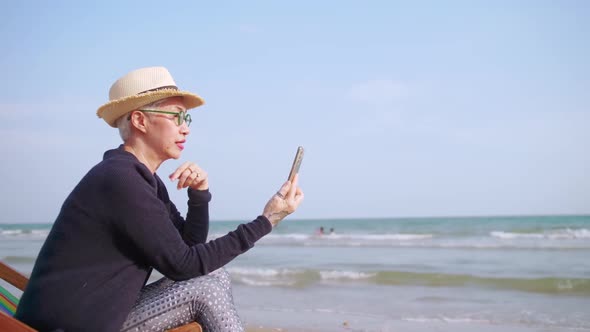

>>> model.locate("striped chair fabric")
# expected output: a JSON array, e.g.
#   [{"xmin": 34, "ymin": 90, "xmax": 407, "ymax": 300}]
[{"xmin": 0, "ymin": 284, "xmax": 18, "ymax": 316}]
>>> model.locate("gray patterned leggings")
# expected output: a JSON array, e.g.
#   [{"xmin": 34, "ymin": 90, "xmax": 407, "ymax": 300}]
[{"xmin": 121, "ymin": 268, "xmax": 244, "ymax": 332}]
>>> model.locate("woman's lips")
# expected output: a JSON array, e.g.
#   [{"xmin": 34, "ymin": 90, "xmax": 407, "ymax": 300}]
[{"xmin": 176, "ymin": 141, "xmax": 185, "ymax": 150}]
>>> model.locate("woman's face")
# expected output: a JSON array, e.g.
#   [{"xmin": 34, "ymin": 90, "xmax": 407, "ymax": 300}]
[{"xmin": 144, "ymin": 97, "xmax": 190, "ymax": 161}]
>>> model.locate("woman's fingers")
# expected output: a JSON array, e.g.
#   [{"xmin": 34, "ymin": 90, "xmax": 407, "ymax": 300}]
[
  {"xmin": 294, "ymin": 186, "xmax": 304, "ymax": 205},
  {"xmin": 169, "ymin": 161, "xmax": 192, "ymax": 181},
  {"xmin": 287, "ymin": 174, "xmax": 299, "ymax": 201},
  {"xmin": 265, "ymin": 176, "xmax": 304, "ymax": 223},
  {"xmin": 275, "ymin": 180, "xmax": 291, "ymax": 199},
  {"xmin": 189, "ymin": 169, "xmax": 208, "ymax": 190},
  {"xmin": 177, "ymin": 168, "xmax": 193, "ymax": 189},
  {"xmin": 169, "ymin": 162, "xmax": 208, "ymax": 190}
]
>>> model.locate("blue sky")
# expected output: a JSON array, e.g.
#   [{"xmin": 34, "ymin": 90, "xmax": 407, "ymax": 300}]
[{"xmin": 0, "ymin": 1, "xmax": 588, "ymax": 223}]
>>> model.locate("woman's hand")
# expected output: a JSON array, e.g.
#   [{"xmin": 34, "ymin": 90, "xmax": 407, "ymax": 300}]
[
  {"xmin": 263, "ymin": 174, "xmax": 304, "ymax": 227},
  {"xmin": 169, "ymin": 162, "xmax": 209, "ymax": 190}
]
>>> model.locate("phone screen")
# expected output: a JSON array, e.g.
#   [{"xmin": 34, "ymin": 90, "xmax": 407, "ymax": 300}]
[{"xmin": 288, "ymin": 146, "xmax": 304, "ymax": 182}]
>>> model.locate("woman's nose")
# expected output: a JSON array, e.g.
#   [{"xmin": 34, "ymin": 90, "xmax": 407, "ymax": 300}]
[{"xmin": 180, "ymin": 122, "xmax": 190, "ymax": 135}]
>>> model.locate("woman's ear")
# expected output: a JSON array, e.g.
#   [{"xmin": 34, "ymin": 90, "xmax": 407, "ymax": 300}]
[{"xmin": 129, "ymin": 111, "xmax": 149, "ymax": 134}]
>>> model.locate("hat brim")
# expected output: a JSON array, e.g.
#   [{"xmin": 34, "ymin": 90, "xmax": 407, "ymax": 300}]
[{"xmin": 96, "ymin": 89, "xmax": 205, "ymax": 127}]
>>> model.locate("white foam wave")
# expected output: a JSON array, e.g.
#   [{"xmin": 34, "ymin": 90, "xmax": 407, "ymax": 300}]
[
  {"xmin": 261, "ymin": 233, "xmax": 433, "ymax": 242},
  {"xmin": 404, "ymin": 240, "xmax": 590, "ymax": 250},
  {"xmin": 319, "ymin": 270, "xmax": 375, "ymax": 280},
  {"xmin": 228, "ymin": 267, "xmax": 304, "ymax": 287},
  {"xmin": 213, "ymin": 229, "xmax": 590, "ymax": 249},
  {"xmin": 491, "ymin": 228, "xmax": 590, "ymax": 240},
  {"xmin": 228, "ymin": 267, "xmax": 376, "ymax": 286},
  {"xmin": 228, "ymin": 267, "xmax": 300, "ymax": 277},
  {"xmin": 0, "ymin": 229, "xmax": 49, "ymax": 237},
  {"xmin": 264, "ymin": 233, "xmax": 311, "ymax": 241},
  {"xmin": 351, "ymin": 234, "xmax": 433, "ymax": 241},
  {"xmin": 238, "ymin": 278, "xmax": 295, "ymax": 287},
  {"xmin": 209, "ymin": 233, "xmax": 310, "ymax": 242},
  {"xmin": 402, "ymin": 316, "xmax": 491, "ymax": 324},
  {"xmin": 491, "ymin": 231, "xmax": 543, "ymax": 239},
  {"xmin": 1, "ymin": 230, "xmax": 23, "ymax": 235}
]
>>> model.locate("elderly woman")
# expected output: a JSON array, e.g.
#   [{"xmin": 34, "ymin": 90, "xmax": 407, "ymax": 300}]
[{"xmin": 15, "ymin": 67, "xmax": 304, "ymax": 332}]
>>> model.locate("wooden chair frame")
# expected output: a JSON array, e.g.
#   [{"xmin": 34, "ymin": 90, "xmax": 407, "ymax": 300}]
[{"xmin": 0, "ymin": 261, "xmax": 201, "ymax": 332}]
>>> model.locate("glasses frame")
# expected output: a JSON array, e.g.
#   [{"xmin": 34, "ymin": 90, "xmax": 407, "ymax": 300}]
[{"xmin": 133, "ymin": 109, "xmax": 192, "ymax": 127}]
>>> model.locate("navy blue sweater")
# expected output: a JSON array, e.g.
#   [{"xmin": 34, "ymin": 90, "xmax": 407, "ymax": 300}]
[{"xmin": 15, "ymin": 146, "xmax": 272, "ymax": 332}]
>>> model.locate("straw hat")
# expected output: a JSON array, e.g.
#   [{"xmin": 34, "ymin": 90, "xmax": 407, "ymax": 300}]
[{"xmin": 96, "ymin": 67, "xmax": 205, "ymax": 127}]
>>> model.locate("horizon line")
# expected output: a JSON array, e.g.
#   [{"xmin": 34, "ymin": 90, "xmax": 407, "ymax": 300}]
[{"xmin": 1, "ymin": 213, "xmax": 589, "ymax": 225}]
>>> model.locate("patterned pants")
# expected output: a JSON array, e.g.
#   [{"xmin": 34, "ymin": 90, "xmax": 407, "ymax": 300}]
[{"xmin": 121, "ymin": 268, "xmax": 244, "ymax": 332}]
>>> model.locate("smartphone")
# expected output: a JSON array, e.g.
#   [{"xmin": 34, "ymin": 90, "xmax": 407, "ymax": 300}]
[{"xmin": 288, "ymin": 146, "xmax": 304, "ymax": 182}]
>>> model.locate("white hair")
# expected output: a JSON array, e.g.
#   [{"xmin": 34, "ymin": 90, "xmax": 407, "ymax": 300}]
[{"xmin": 115, "ymin": 98, "xmax": 175, "ymax": 142}]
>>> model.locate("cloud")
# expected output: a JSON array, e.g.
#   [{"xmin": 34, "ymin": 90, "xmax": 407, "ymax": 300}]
[{"xmin": 349, "ymin": 79, "xmax": 408, "ymax": 107}]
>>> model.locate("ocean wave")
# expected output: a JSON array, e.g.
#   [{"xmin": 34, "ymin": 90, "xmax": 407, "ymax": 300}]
[
  {"xmin": 212, "ymin": 231, "xmax": 590, "ymax": 249},
  {"xmin": 227, "ymin": 267, "xmax": 590, "ymax": 295},
  {"xmin": 228, "ymin": 267, "xmax": 317, "ymax": 287},
  {"xmin": 1, "ymin": 229, "xmax": 26, "ymax": 235},
  {"xmin": 212, "ymin": 232, "xmax": 432, "ymax": 240},
  {"xmin": 256, "ymin": 233, "xmax": 433, "ymax": 241},
  {"xmin": 1, "ymin": 229, "xmax": 50, "ymax": 237},
  {"xmin": 1, "ymin": 255, "xmax": 36, "ymax": 263},
  {"xmin": 228, "ymin": 267, "xmax": 377, "ymax": 288},
  {"xmin": 402, "ymin": 316, "xmax": 492, "ymax": 324},
  {"xmin": 319, "ymin": 270, "xmax": 375, "ymax": 280},
  {"xmin": 209, "ymin": 227, "xmax": 590, "ymax": 248},
  {"xmin": 401, "ymin": 314, "xmax": 590, "ymax": 330},
  {"xmin": 209, "ymin": 232, "xmax": 436, "ymax": 249},
  {"xmin": 374, "ymin": 271, "xmax": 590, "ymax": 295},
  {"xmin": 238, "ymin": 278, "xmax": 295, "ymax": 287},
  {"xmin": 228, "ymin": 267, "xmax": 302, "ymax": 277},
  {"xmin": 4, "ymin": 226, "xmax": 590, "ymax": 249},
  {"xmin": 405, "ymin": 241, "xmax": 590, "ymax": 250},
  {"xmin": 491, "ymin": 228, "xmax": 590, "ymax": 240}
]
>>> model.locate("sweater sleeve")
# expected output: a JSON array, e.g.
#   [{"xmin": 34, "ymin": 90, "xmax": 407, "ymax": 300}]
[
  {"xmin": 104, "ymin": 165, "xmax": 272, "ymax": 280},
  {"xmin": 166, "ymin": 188, "xmax": 211, "ymax": 246}
]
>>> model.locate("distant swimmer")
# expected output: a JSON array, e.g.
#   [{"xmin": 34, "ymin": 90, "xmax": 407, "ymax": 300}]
[
  {"xmin": 316, "ymin": 226, "xmax": 325, "ymax": 236},
  {"xmin": 329, "ymin": 227, "xmax": 335, "ymax": 235}
]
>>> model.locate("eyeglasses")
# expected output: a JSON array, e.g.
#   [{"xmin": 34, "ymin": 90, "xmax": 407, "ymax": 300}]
[{"xmin": 134, "ymin": 109, "xmax": 192, "ymax": 127}]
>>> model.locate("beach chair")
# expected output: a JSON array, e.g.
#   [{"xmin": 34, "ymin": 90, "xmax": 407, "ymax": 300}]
[{"xmin": 0, "ymin": 261, "xmax": 202, "ymax": 332}]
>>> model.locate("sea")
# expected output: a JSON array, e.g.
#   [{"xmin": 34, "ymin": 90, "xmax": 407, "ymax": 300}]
[{"xmin": 1, "ymin": 215, "xmax": 590, "ymax": 332}]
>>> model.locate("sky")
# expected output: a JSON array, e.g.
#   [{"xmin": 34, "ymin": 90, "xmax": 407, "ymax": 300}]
[{"xmin": 0, "ymin": 0, "xmax": 588, "ymax": 223}]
